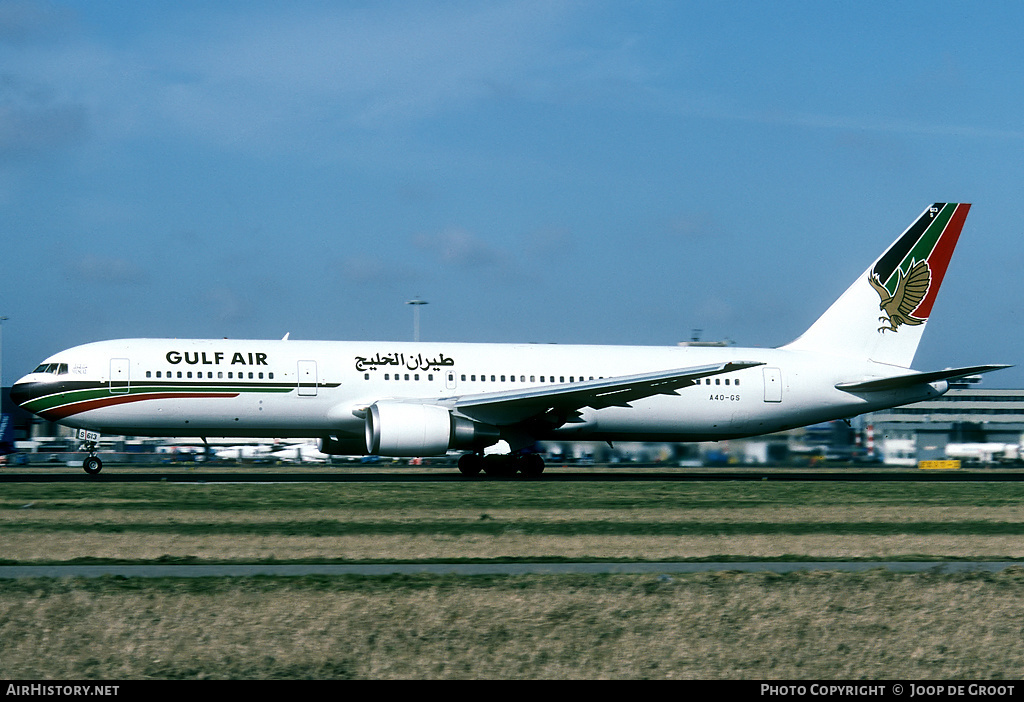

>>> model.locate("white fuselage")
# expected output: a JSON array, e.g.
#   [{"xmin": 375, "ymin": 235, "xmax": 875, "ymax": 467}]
[{"xmin": 12, "ymin": 337, "xmax": 945, "ymax": 453}]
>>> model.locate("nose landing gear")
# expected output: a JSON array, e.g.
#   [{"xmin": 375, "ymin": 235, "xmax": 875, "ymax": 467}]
[
  {"xmin": 78, "ymin": 429, "xmax": 103, "ymax": 475},
  {"xmin": 83, "ymin": 453, "xmax": 103, "ymax": 475}
]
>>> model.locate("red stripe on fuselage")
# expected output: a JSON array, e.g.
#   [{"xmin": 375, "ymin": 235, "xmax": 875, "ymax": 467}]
[{"xmin": 39, "ymin": 392, "xmax": 240, "ymax": 421}]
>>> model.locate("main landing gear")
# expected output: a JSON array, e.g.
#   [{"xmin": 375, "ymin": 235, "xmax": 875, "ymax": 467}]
[{"xmin": 457, "ymin": 452, "xmax": 545, "ymax": 478}]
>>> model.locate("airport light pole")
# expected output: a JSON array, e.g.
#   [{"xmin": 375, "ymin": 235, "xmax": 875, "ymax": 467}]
[{"xmin": 406, "ymin": 299, "xmax": 428, "ymax": 343}]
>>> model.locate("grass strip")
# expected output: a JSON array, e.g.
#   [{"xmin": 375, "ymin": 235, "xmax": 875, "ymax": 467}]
[
  {"xmin": 4, "ymin": 570, "xmax": 1024, "ymax": 679},
  {"xmin": 5, "ymin": 519, "xmax": 1024, "ymax": 536}
]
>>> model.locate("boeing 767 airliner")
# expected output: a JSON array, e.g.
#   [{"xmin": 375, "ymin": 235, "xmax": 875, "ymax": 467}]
[{"xmin": 11, "ymin": 203, "xmax": 1009, "ymax": 475}]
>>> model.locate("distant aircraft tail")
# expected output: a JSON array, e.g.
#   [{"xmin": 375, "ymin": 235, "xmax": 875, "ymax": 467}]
[
  {"xmin": 0, "ymin": 413, "xmax": 14, "ymax": 456},
  {"xmin": 783, "ymin": 203, "xmax": 971, "ymax": 368}
]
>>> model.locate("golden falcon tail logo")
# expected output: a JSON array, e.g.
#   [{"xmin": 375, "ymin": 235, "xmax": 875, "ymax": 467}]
[{"xmin": 868, "ymin": 259, "xmax": 930, "ymax": 333}]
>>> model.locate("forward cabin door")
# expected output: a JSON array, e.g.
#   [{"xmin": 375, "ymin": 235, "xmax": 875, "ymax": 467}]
[
  {"xmin": 109, "ymin": 358, "xmax": 130, "ymax": 394},
  {"xmin": 763, "ymin": 367, "xmax": 783, "ymax": 403},
  {"xmin": 297, "ymin": 360, "xmax": 318, "ymax": 396}
]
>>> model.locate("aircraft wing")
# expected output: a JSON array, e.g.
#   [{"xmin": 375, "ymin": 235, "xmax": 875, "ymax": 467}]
[
  {"xmin": 836, "ymin": 364, "xmax": 1011, "ymax": 392},
  {"xmin": 440, "ymin": 360, "xmax": 764, "ymax": 426}
]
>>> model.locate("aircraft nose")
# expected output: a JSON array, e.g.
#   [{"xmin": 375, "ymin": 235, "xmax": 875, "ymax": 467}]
[{"xmin": 10, "ymin": 379, "xmax": 40, "ymax": 407}]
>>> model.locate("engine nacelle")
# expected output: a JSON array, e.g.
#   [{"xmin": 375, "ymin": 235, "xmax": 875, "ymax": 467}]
[{"xmin": 366, "ymin": 402, "xmax": 500, "ymax": 457}]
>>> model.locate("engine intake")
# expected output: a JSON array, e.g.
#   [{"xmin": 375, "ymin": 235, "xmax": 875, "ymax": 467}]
[{"xmin": 366, "ymin": 402, "xmax": 500, "ymax": 457}]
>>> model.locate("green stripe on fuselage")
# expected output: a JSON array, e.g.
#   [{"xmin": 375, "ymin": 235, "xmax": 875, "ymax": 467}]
[{"xmin": 24, "ymin": 383, "xmax": 294, "ymax": 414}]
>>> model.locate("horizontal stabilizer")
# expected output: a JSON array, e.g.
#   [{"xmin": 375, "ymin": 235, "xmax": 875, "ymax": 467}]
[{"xmin": 836, "ymin": 364, "xmax": 1011, "ymax": 393}]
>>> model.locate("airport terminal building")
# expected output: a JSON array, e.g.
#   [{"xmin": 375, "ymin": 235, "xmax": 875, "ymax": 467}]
[{"xmin": 865, "ymin": 385, "xmax": 1024, "ymax": 465}]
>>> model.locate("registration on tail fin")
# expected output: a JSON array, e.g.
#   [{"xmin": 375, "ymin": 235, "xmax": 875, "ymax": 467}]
[{"xmin": 784, "ymin": 203, "xmax": 970, "ymax": 368}]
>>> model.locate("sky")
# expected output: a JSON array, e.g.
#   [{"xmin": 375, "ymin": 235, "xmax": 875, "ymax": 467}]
[{"xmin": 2, "ymin": 0, "xmax": 1023, "ymax": 388}]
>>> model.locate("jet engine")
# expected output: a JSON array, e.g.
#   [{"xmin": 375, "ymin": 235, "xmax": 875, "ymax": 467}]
[{"xmin": 365, "ymin": 401, "xmax": 500, "ymax": 457}]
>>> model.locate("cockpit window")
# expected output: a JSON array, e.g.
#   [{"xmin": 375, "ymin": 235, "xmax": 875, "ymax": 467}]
[{"xmin": 33, "ymin": 363, "xmax": 69, "ymax": 375}]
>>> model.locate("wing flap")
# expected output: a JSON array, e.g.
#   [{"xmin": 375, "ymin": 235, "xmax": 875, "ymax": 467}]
[{"xmin": 448, "ymin": 360, "xmax": 764, "ymax": 426}]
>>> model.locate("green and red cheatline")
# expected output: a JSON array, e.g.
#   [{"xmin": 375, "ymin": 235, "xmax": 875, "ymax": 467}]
[{"xmin": 20, "ymin": 381, "xmax": 293, "ymax": 422}]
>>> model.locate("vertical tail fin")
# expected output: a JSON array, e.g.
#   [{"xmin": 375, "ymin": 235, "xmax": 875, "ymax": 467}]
[{"xmin": 783, "ymin": 203, "xmax": 970, "ymax": 368}]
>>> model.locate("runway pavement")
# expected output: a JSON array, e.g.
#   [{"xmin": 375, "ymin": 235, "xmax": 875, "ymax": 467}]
[{"xmin": 4, "ymin": 470, "xmax": 1024, "ymax": 483}]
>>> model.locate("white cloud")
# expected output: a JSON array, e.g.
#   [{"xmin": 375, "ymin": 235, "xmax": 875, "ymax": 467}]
[
  {"xmin": 123, "ymin": 0, "xmax": 584, "ymax": 151},
  {"xmin": 66, "ymin": 254, "xmax": 147, "ymax": 286},
  {"xmin": 412, "ymin": 228, "xmax": 503, "ymax": 268},
  {"xmin": 0, "ymin": 73, "xmax": 88, "ymax": 157}
]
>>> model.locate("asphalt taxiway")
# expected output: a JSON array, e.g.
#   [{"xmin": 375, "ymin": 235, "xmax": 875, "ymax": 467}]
[{"xmin": 3, "ymin": 469, "xmax": 1024, "ymax": 483}]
